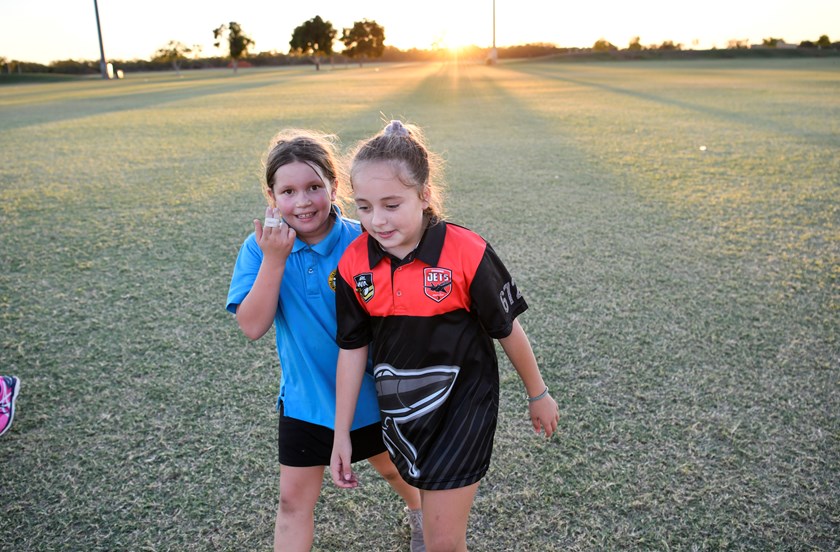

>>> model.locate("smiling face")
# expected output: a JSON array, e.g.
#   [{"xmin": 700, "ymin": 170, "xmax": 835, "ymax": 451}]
[
  {"xmin": 269, "ymin": 161, "xmax": 336, "ymax": 245},
  {"xmin": 352, "ymin": 161, "xmax": 430, "ymax": 260}
]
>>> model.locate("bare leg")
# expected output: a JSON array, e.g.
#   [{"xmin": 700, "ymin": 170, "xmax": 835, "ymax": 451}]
[
  {"xmin": 420, "ymin": 482, "xmax": 480, "ymax": 552},
  {"xmin": 274, "ymin": 465, "xmax": 325, "ymax": 552},
  {"xmin": 367, "ymin": 451, "xmax": 421, "ymax": 509}
]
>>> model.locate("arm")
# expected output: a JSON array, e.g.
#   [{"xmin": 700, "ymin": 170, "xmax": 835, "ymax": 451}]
[
  {"xmin": 498, "ymin": 319, "xmax": 560, "ymax": 438},
  {"xmin": 330, "ymin": 345, "xmax": 369, "ymax": 489},
  {"xmin": 235, "ymin": 207, "xmax": 296, "ymax": 340}
]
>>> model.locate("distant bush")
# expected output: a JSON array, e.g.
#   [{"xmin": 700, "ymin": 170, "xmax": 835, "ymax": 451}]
[{"xmin": 49, "ymin": 59, "xmax": 98, "ymax": 74}]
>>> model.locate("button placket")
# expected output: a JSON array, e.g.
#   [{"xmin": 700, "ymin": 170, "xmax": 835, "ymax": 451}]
[{"xmin": 304, "ymin": 249, "xmax": 319, "ymax": 296}]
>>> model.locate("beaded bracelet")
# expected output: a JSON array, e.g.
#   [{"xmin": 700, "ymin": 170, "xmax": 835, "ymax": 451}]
[{"xmin": 527, "ymin": 386, "xmax": 549, "ymax": 403}]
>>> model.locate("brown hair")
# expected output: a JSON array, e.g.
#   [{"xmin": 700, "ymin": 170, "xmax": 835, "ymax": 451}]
[
  {"xmin": 349, "ymin": 120, "xmax": 445, "ymax": 219},
  {"xmin": 262, "ymin": 129, "xmax": 349, "ymax": 210}
]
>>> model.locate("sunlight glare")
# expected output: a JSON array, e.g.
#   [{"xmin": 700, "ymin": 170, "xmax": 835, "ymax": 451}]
[{"xmin": 430, "ymin": 3, "xmax": 490, "ymax": 51}]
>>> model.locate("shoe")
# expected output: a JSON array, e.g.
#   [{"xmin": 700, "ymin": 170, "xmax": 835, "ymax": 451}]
[
  {"xmin": 404, "ymin": 507, "xmax": 425, "ymax": 552},
  {"xmin": 0, "ymin": 376, "xmax": 20, "ymax": 437}
]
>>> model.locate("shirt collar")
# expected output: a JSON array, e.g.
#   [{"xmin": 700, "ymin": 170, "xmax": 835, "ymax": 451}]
[
  {"xmin": 366, "ymin": 217, "xmax": 446, "ymax": 268},
  {"xmin": 292, "ymin": 206, "xmax": 343, "ymax": 255}
]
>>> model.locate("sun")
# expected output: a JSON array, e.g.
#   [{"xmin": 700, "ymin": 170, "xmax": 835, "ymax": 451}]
[{"xmin": 431, "ymin": 7, "xmax": 490, "ymax": 51}]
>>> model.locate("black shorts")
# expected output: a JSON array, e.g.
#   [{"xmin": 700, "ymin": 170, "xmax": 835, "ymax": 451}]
[{"xmin": 277, "ymin": 403, "xmax": 386, "ymax": 467}]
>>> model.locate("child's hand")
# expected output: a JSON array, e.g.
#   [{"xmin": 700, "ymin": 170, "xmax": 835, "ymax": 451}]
[
  {"xmin": 529, "ymin": 391, "xmax": 560, "ymax": 438},
  {"xmin": 254, "ymin": 207, "xmax": 295, "ymax": 262},
  {"xmin": 330, "ymin": 435, "xmax": 359, "ymax": 489}
]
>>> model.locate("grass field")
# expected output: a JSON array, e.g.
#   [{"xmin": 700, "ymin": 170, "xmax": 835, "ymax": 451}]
[{"xmin": 1, "ymin": 58, "xmax": 837, "ymax": 551}]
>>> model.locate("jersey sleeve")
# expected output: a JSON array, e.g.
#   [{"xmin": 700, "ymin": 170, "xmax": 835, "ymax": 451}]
[
  {"xmin": 468, "ymin": 242, "xmax": 528, "ymax": 339},
  {"xmin": 225, "ymin": 233, "xmax": 263, "ymax": 314},
  {"xmin": 335, "ymin": 258, "xmax": 372, "ymax": 349}
]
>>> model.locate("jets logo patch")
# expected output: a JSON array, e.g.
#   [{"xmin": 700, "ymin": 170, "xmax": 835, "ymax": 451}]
[
  {"xmin": 423, "ymin": 267, "xmax": 452, "ymax": 303},
  {"xmin": 354, "ymin": 272, "xmax": 375, "ymax": 302}
]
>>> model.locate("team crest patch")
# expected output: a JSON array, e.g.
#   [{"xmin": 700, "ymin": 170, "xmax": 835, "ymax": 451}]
[
  {"xmin": 328, "ymin": 269, "xmax": 337, "ymax": 292},
  {"xmin": 423, "ymin": 267, "xmax": 452, "ymax": 302},
  {"xmin": 354, "ymin": 272, "xmax": 375, "ymax": 302}
]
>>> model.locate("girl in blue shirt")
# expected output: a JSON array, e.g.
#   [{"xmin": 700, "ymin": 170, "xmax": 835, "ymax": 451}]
[{"xmin": 226, "ymin": 129, "xmax": 423, "ymax": 552}]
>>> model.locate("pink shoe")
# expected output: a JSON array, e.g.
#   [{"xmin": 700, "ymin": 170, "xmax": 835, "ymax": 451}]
[{"xmin": 0, "ymin": 376, "xmax": 20, "ymax": 437}]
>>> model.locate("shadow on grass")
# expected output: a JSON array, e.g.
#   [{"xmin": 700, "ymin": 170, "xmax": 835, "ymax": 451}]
[
  {"xmin": 0, "ymin": 68, "xmax": 311, "ymax": 132},
  {"xmin": 512, "ymin": 62, "xmax": 838, "ymax": 145}
]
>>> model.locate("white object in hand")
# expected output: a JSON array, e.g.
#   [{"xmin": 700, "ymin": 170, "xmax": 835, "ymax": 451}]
[{"xmin": 264, "ymin": 217, "xmax": 281, "ymax": 228}]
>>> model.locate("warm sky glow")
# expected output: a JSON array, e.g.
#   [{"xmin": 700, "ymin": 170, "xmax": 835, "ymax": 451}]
[{"xmin": 1, "ymin": 0, "xmax": 837, "ymax": 64}]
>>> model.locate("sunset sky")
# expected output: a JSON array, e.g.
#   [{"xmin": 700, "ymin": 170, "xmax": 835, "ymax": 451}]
[{"xmin": 1, "ymin": 0, "xmax": 837, "ymax": 64}]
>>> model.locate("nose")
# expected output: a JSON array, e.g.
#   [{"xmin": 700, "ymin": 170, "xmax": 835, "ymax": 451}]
[{"xmin": 370, "ymin": 207, "xmax": 386, "ymax": 227}]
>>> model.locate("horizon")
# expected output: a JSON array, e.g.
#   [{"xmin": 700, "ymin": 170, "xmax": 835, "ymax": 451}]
[{"xmin": 1, "ymin": 0, "xmax": 837, "ymax": 65}]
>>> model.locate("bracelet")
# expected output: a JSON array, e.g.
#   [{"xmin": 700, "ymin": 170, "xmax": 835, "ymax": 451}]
[{"xmin": 527, "ymin": 387, "xmax": 549, "ymax": 403}]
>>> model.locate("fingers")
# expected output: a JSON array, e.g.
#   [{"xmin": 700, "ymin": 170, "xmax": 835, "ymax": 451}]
[
  {"xmin": 533, "ymin": 415, "xmax": 557, "ymax": 438},
  {"xmin": 265, "ymin": 221, "xmax": 295, "ymax": 245},
  {"xmin": 530, "ymin": 395, "xmax": 560, "ymax": 438},
  {"xmin": 282, "ymin": 223, "xmax": 296, "ymax": 242},
  {"xmin": 330, "ymin": 455, "xmax": 358, "ymax": 489},
  {"xmin": 330, "ymin": 442, "xmax": 358, "ymax": 489},
  {"xmin": 256, "ymin": 208, "xmax": 296, "ymax": 250},
  {"xmin": 543, "ymin": 418, "xmax": 556, "ymax": 438}
]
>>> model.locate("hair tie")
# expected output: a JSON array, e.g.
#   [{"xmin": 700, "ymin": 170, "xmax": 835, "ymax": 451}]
[{"xmin": 384, "ymin": 120, "xmax": 410, "ymax": 138}]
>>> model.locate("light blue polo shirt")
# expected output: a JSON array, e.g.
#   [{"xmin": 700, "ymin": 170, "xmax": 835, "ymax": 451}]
[{"xmin": 226, "ymin": 213, "xmax": 381, "ymax": 430}]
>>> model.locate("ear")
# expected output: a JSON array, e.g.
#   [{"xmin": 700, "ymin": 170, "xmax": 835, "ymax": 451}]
[
  {"xmin": 330, "ymin": 180, "xmax": 338, "ymax": 202},
  {"xmin": 421, "ymin": 185, "xmax": 431, "ymax": 209}
]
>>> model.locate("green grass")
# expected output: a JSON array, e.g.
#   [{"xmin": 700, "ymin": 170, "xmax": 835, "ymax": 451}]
[{"xmin": 1, "ymin": 59, "xmax": 837, "ymax": 551}]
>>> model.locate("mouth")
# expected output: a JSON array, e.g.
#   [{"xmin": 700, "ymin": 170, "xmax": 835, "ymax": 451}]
[
  {"xmin": 376, "ymin": 230, "xmax": 395, "ymax": 240},
  {"xmin": 294, "ymin": 211, "xmax": 317, "ymax": 221}
]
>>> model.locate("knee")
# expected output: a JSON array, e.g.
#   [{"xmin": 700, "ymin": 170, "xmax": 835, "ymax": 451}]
[
  {"xmin": 424, "ymin": 532, "xmax": 461, "ymax": 552},
  {"xmin": 278, "ymin": 488, "xmax": 315, "ymax": 516},
  {"xmin": 377, "ymin": 465, "xmax": 401, "ymax": 483}
]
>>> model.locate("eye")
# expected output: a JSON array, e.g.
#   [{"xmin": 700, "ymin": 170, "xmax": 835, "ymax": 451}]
[
  {"xmin": 309, "ymin": 184, "xmax": 322, "ymax": 192},
  {"xmin": 385, "ymin": 203, "xmax": 400, "ymax": 210},
  {"xmin": 356, "ymin": 204, "xmax": 370, "ymax": 212}
]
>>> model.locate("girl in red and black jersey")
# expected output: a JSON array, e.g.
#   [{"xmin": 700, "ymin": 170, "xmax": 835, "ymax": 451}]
[{"xmin": 331, "ymin": 120, "xmax": 560, "ymax": 551}]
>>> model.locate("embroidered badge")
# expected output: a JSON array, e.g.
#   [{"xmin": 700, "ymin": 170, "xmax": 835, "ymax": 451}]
[
  {"xmin": 423, "ymin": 267, "xmax": 452, "ymax": 302},
  {"xmin": 354, "ymin": 272, "xmax": 375, "ymax": 302},
  {"xmin": 328, "ymin": 269, "xmax": 337, "ymax": 292}
]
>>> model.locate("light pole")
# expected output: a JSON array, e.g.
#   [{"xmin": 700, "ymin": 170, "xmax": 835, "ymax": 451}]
[
  {"xmin": 488, "ymin": 0, "xmax": 498, "ymax": 64},
  {"xmin": 93, "ymin": 0, "xmax": 109, "ymax": 79}
]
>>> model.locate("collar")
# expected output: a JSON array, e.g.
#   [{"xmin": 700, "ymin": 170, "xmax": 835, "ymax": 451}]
[
  {"xmin": 291, "ymin": 206, "xmax": 343, "ymax": 255},
  {"xmin": 366, "ymin": 217, "xmax": 446, "ymax": 268}
]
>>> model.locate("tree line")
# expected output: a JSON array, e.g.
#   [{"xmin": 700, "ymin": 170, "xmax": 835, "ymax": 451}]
[{"xmin": 1, "ymin": 14, "xmax": 837, "ymax": 77}]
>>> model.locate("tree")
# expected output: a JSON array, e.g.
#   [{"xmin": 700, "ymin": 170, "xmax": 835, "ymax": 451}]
[
  {"xmin": 762, "ymin": 37, "xmax": 783, "ymax": 47},
  {"xmin": 627, "ymin": 36, "xmax": 643, "ymax": 51},
  {"xmin": 727, "ymin": 39, "xmax": 750, "ymax": 49},
  {"xmin": 657, "ymin": 40, "xmax": 682, "ymax": 51},
  {"xmin": 817, "ymin": 35, "xmax": 831, "ymax": 48},
  {"xmin": 213, "ymin": 22, "xmax": 254, "ymax": 73},
  {"xmin": 592, "ymin": 39, "xmax": 617, "ymax": 52},
  {"xmin": 153, "ymin": 41, "xmax": 192, "ymax": 75},
  {"xmin": 289, "ymin": 15, "xmax": 336, "ymax": 70},
  {"xmin": 341, "ymin": 19, "xmax": 386, "ymax": 66}
]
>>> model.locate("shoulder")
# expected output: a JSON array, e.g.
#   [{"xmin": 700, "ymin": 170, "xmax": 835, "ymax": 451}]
[
  {"xmin": 443, "ymin": 222, "xmax": 488, "ymax": 254},
  {"xmin": 339, "ymin": 232, "xmax": 369, "ymax": 267},
  {"xmin": 335, "ymin": 215, "xmax": 363, "ymax": 237}
]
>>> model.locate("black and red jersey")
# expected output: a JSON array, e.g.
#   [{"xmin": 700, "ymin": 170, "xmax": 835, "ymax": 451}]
[{"xmin": 336, "ymin": 220, "xmax": 527, "ymax": 490}]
